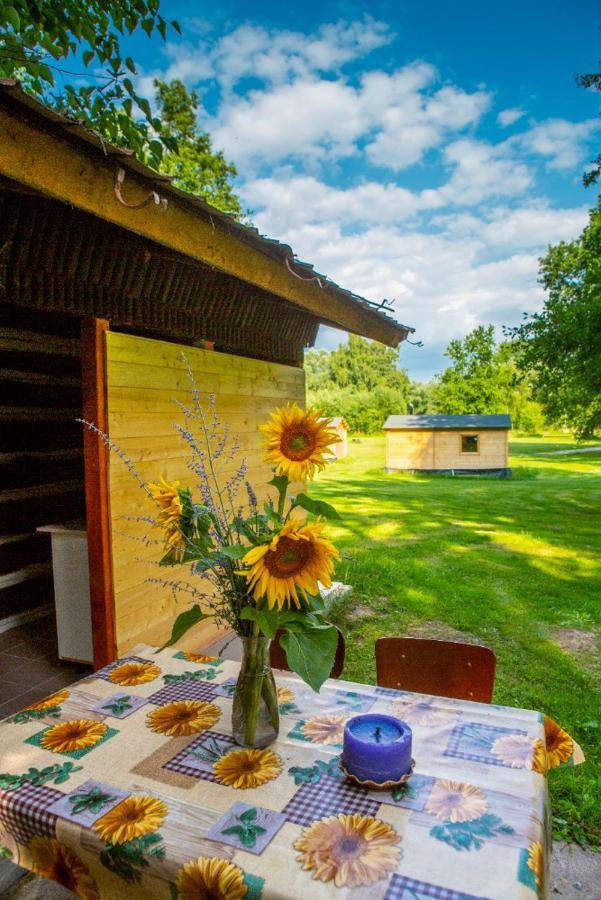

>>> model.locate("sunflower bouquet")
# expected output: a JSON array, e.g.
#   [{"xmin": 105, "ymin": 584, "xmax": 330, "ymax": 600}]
[{"xmin": 147, "ymin": 388, "xmax": 342, "ymax": 748}]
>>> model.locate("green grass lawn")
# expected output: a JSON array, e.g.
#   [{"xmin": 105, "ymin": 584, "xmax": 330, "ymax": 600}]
[{"xmin": 314, "ymin": 434, "xmax": 601, "ymax": 848}]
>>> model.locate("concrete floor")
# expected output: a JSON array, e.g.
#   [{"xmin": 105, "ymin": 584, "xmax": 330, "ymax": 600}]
[{"xmin": 0, "ymin": 614, "xmax": 91, "ymax": 718}]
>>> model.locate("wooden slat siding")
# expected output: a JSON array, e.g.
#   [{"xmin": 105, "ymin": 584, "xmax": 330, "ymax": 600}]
[
  {"xmin": 0, "ymin": 533, "xmax": 50, "ymax": 573},
  {"xmin": 0, "ymin": 302, "xmax": 85, "ymax": 623},
  {"xmin": 106, "ymin": 331, "xmax": 305, "ymax": 655},
  {"xmin": 81, "ymin": 317, "xmax": 116, "ymax": 670},
  {"xmin": 0, "ymin": 328, "xmax": 81, "ymax": 356},
  {"xmin": 433, "ymin": 430, "xmax": 508, "ymax": 469}
]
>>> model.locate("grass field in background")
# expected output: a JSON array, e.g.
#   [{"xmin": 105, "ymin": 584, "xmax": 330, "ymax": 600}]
[{"xmin": 314, "ymin": 434, "xmax": 601, "ymax": 848}]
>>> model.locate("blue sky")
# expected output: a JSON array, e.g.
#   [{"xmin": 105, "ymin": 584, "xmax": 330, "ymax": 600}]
[{"xmin": 124, "ymin": 1, "xmax": 599, "ymax": 379}]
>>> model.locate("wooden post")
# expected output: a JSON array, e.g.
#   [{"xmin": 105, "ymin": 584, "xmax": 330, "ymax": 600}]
[{"xmin": 81, "ymin": 317, "xmax": 115, "ymax": 669}]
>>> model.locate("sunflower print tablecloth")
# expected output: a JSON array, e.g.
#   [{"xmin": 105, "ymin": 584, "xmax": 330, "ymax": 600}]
[{"xmin": 0, "ymin": 646, "xmax": 583, "ymax": 900}]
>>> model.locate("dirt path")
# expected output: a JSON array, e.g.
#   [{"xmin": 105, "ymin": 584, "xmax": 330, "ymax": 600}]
[{"xmin": 535, "ymin": 445, "xmax": 601, "ymax": 456}]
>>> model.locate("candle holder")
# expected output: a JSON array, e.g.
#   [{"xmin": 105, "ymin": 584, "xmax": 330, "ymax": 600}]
[
  {"xmin": 340, "ymin": 757, "xmax": 416, "ymax": 791},
  {"xmin": 341, "ymin": 713, "xmax": 413, "ymax": 787}
]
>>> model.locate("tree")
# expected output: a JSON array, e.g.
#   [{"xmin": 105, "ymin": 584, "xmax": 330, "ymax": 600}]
[
  {"xmin": 0, "ymin": 1, "xmax": 180, "ymax": 167},
  {"xmin": 433, "ymin": 326, "xmax": 513, "ymax": 413},
  {"xmin": 577, "ymin": 64, "xmax": 601, "ymax": 187},
  {"xmin": 433, "ymin": 325, "xmax": 545, "ymax": 432},
  {"xmin": 154, "ymin": 79, "xmax": 245, "ymax": 218},
  {"xmin": 408, "ymin": 380, "xmax": 436, "ymax": 415},
  {"xmin": 510, "ymin": 202, "xmax": 601, "ymax": 437},
  {"xmin": 305, "ymin": 336, "xmax": 410, "ymax": 433}
]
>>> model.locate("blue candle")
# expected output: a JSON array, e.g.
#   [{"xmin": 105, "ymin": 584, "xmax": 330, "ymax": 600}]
[{"xmin": 342, "ymin": 714, "xmax": 412, "ymax": 784}]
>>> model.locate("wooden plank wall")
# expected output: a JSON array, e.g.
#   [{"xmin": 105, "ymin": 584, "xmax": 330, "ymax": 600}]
[
  {"xmin": 105, "ymin": 331, "xmax": 305, "ymax": 655},
  {"xmin": 433, "ymin": 430, "xmax": 508, "ymax": 469},
  {"xmin": 386, "ymin": 431, "xmax": 434, "ymax": 470},
  {"xmin": 0, "ymin": 303, "xmax": 85, "ymax": 624},
  {"xmin": 386, "ymin": 429, "xmax": 508, "ymax": 470}
]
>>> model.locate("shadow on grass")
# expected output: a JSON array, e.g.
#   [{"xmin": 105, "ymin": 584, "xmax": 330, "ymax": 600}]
[{"xmin": 314, "ymin": 460, "xmax": 601, "ymax": 847}]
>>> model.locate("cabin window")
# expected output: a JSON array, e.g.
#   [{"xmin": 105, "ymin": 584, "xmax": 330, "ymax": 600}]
[{"xmin": 461, "ymin": 434, "xmax": 479, "ymax": 453}]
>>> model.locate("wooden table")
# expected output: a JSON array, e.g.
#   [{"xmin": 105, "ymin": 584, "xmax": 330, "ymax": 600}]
[{"xmin": 0, "ymin": 645, "xmax": 554, "ymax": 899}]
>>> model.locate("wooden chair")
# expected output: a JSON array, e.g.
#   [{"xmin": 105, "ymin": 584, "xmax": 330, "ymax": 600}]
[
  {"xmin": 270, "ymin": 626, "xmax": 345, "ymax": 679},
  {"xmin": 375, "ymin": 637, "xmax": 496, "ymax": 703}
]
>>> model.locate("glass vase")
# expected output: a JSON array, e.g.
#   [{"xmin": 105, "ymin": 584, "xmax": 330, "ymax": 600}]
[{"xmin": 232, "ymin": 634, "xmax": 279, "ymax": 748}]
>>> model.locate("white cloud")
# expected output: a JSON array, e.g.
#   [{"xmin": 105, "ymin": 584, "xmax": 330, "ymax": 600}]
[
  {"xmin": 437, "ymin": 204, "xmax": 589, "ymax": 250},
  {"xmin": 517, "ymin": 118, "xmax": 600, "ymax": 170},
  {"xmin": 497, "ymin": 107, "xmax": 525, "ymax": 127},
  {"xmin": 137, "ymin": 16, "xmax": 392, "ymax": 98},
  {"xmin": 243, "ymin": 138, "xmax": 534, "ymax": 233},
  {"xmin": 436, "ymin": 139, "xmax": 533, "ymax": 204},
  {"xmin": 212, "ymin": 18, "xmax": 393, "ymax": 89},
  {"xmin": 365, "ymin": 82, "xmax": 491, "ymax": 169},
  {"xmin": 243, "ymin": 176, "xmax": 588, "ymax": 359},
  {"xmin": 211, "ymin": 63, "xmax": 491, "ymax": 171}
]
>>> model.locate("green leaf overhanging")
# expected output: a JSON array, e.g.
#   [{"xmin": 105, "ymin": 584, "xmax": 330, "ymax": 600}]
[{"xmin": 157, "ymin": 604, "xmax": 208, "ymax": 651}]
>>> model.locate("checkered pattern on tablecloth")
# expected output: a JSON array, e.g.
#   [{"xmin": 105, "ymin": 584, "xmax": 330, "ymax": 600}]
[
  {"xmin": 444, "ymin": 722, "xmax": 528, "ymax": 767},
  {"xmin": 0, "ymin": 784, "xmax": 63, "ymax": 845},
  {"xmin": 385, "ymin": 874, "xmax": 491, "ymax": 900},
  {"xmin": 93, "ymin": 656, "xmax": 154, "ymax": 683},
  {"xmin": 375, "ymin": 686, "xmax": 409, "ymax": 698},
  {"xmin": 147, "ymin": 680, "xmax": 219, "ymax": 705},
  {"xmin": 282, "ymin": 772, "xmax": 380, "ymax": 826},
  {"xmin": 163, "ymin": 731, "xmax": 235, "ymax": 780}
]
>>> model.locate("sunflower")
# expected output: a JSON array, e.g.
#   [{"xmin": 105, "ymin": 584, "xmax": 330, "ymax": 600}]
[
  {"xmin": 261, "ymin": 403, "xmax": 339, "ymax": 481},
  {"xmin": 176, "ymin": 856, "xmax": 247, "ymax": 900},
  {"xmin": 393, "ymin": 698, "xmax": 453, "ymax": 727},
  {"xmin": 544, "ymin": 716, "xmax": 573, "ymax": 769},
  {"xmin": 425, "ymin": 780, "xmax": 488, "ymax": 823},
  {"xmin": 148, "ymin": 477, "xmax": 186, "ymax": 561},
  {"xmin": 301, "ymin": 714, "xmax": 347, "ymax": 745},
  {"xmin": 40, "ymin": 720, "xmax": 107, "ymax": 754},
  {"xmin": 532, "ymin": 738, "xmax": 548, "ymax": 775},
  {"xmin": 93, "ymin": 795, "xmax": 168, "ymax": 845},
  {"xmin": 108, "ymin": 661, "xmax": 161, "ymax": 686},
  {"xmin": 527, "ymin": 841, "xmax": 545, "ymax": 894},
  {"xmin": 213, "ymin": 748, "xmax": 282, "ymax": 789},
  {"xmin": 491, "ymin": 734, "xmax": 538, "ymax": 769},
  {"xmin": 239, "ymin": 519, "xmax": 339, "ymax": 610},
  {"xmin": 146, "ymin": 700, "xmax": 220, "ymax": 737},
  {"xmin": 294, "ymin": 813, "xmax": 400, "ymax": 888},
  {"xmin": 277, "ymin": 686, "xmax": 295, "ymax": 705},
  {"xmin": 29, "ymin": 837, "xmax": 99, "ymax": 899},
  {"xmin": 25, "ymin": 689, "xmax": 70, "ymax": 711},
  {"xmin": 184, "ymin": 652, "xmax": 218, "ymax": 664}
]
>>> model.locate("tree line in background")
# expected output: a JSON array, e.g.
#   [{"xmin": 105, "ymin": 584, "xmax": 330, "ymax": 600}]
[{"xmin": 305, "ymin": 328, "xmax": 546, "ymax": 435}]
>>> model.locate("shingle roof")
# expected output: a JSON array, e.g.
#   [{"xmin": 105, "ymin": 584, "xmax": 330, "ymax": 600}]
[{"xmin": 383, "ymin": 414, "xmax": 512, "ymax": 430}]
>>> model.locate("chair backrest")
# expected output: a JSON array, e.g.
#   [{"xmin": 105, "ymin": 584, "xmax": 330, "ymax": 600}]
[
  {"xmin": 375, "ymin": 637, "xmax": 496, "ymax": 703},
  {"xmin": 270, "ymin": 626, "xmax": 345, "ymax": 679}
]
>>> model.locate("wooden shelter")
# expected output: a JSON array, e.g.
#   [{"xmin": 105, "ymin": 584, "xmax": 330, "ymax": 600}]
[
  {"xmin": 321, "ymin": 417, "xmax": 349, "ymax": 459},
  {"xmin": 383, "ymin": 414, "xmax": 511, "ymax": 475},
  {"xmin": 0, "ymin": 81, "xmax": 413, "ymax": 668}
]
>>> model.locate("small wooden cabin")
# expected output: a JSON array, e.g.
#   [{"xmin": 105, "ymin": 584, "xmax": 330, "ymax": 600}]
[
  {"xmin": 320, "ymin": 416, "xmax": 349, "ymax": 459},
  {"xmin": 384, "ymin": 414, "xmax": 511, "ymax": 475},
  {"xmin": 0, "ymin": 81, "xmax": 413, "ymax": 668}
]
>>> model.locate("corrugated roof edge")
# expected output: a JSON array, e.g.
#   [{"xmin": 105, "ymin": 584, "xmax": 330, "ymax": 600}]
[
  {"xmin": 383, "ymin": 414, "xmax": 512, "ymax": 430},
  {"xmin": 0, "ymin": 79, "xmax": 414, "ymax": 344}
]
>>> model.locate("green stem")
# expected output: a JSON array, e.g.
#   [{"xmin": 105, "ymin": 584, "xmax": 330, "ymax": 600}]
[
  {"xmin": 243, "ymin": 623, "xmax": 263, "ymax": 747},
  {"xmin": 262, "ymin": 672, "xmax": 280, "ymax": 731}
]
